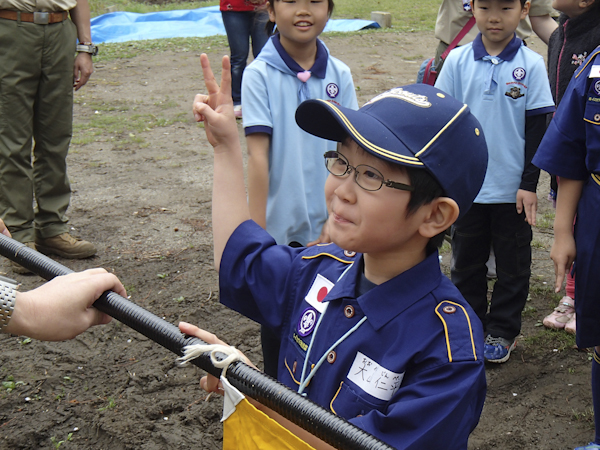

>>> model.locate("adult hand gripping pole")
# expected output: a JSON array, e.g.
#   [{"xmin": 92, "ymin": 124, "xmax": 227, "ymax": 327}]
[{"xmin": 0, "ymin": 234, "xmax": 394, "ymax": 450}]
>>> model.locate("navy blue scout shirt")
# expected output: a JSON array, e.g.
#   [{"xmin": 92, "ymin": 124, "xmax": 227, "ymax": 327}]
[
  {"xmin": 220, "ymin": 220, "xmax": 487, "ymax": 450},
  {"xmin": 533, "ymin": 48, "xmax": 600, "ymax": 179}
]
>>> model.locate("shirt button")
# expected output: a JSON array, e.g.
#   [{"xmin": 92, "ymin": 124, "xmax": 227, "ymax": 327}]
[
  {"xmin": 327, "ymin": 351, "xmax": 337, "ymax": 364},
  {"xmin": 443, "ymin": 305, "xmax": 457, "ymax": 314},
  {"xmin": 491, "ymin": 58, "xmax": 499, "ymax": 64},
  {"xmin": 344, "ymin": 250, "xmax": 356, "ymax": 257},
  {"xmin": 344, "ymin": 305, "xmax": 355, "ymax": 318}
]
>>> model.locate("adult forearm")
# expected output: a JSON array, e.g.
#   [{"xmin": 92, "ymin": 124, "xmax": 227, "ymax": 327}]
[{"xmin": 69, "ymin": 0, "xmax": 92, "ymax": 43}]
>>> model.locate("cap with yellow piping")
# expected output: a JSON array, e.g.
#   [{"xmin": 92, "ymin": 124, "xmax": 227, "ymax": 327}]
[{"xmin": 295, "ymin": 84, "xmax": 488, "ymax": 218}]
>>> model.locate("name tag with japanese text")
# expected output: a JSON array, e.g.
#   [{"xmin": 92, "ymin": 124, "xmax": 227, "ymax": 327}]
[{"xmin": 347, "ymin": 352, "xmax": 404, "ymax": 401}]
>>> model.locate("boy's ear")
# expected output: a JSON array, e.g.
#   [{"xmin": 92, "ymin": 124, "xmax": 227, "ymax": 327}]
[
  {"xmin": 521, "ymin": 1, "xmax": 531, "ymax": 19},
  {"xmin": 418, "ymin": 197, "xmax": 460, "ymax": 239},
  {"xmin": 267, "ymin": 2, "xmax": 276, "ymax": 23}
]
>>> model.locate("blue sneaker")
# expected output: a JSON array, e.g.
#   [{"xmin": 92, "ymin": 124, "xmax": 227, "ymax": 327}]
[
  {"xmin": 575, "ymin": 444, "xmax": 600, "ymax": 450},
  {"xmin": 484, "ymin": 335, "xmax": 516, "ymax": 363}
]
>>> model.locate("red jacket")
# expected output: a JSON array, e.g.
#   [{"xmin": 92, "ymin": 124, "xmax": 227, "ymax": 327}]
[{"xmin": 220, "ymin": 0, "xmax": 266, "ymax": 12}]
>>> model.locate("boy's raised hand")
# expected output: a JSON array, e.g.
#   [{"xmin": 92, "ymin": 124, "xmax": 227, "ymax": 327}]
[{"xmin": 192, "ymin": 54, "xmax": 239, "ymax": 150}]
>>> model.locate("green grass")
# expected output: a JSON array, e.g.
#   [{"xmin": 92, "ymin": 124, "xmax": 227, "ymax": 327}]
[
  {"xmin": 537, "ymin": 209, "xmax": 555, "ymax": 230},
  {"xmin": 521, "ymin": 328, "xmax": 576, "ymax": 352},
  {"xmin": 333, "ymin": 0, "xmax": 439, "ymax": 32}
]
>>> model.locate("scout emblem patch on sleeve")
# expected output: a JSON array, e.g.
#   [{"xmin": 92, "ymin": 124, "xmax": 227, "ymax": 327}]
[
  {"xmin": 347, "ymin": 352, "xmax": 404, "ymax": 401},
  {"xmin": 304, "ymin": 274, "xmax": 334, "ymax": 313}
]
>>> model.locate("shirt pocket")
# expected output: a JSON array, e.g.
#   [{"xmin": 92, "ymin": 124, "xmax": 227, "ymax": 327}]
[
  {"xmin": 281, "ymin": 335, "xmax": 314, "ymax": 388},
  {"xmin": 329, "ymin": 381, "xmax": 388, "ymax": 420},
  {"xmin": 584, "ymin": 99, "xmax": 600, "ymax": 126}
]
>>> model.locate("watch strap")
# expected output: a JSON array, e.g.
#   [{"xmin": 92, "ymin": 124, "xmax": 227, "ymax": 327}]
[
  {"xmin": 76, "ymin": 43, "xmax": 98, "ymax": 56},
  {"xmin": 0, "ymin": 275, "xmax": 18, "ymax": 330}
]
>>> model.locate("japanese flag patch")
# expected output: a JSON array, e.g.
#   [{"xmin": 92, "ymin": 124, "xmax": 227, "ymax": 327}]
[
  {"xmin": 304, "ymin": 274, "xmax": 334, "ymax": 313},
  {"xmin": 589, "ymin": 65, "xmax": 600, "ymax": 78}
]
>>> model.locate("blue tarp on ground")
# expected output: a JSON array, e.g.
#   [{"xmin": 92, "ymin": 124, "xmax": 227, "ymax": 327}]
[{"xmin": 91, "ymin": 5, "xmax": 379, "ymax": 44}]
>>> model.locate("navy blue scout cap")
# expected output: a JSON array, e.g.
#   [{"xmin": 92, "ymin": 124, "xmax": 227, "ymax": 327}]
[{"xmin": 295, "ymin": 84, "xmax": 488, "ymax": 218}]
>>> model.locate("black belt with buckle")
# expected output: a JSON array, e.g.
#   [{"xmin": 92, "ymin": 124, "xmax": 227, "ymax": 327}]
[{"xmin": 0, "ymin": 10, "xmax": 68, "ymax": 24}]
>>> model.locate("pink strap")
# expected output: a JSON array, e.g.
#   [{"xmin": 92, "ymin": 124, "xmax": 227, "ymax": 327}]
[{"xmin": 441, "ymin": 16, "xmax": 476, "ymax": 61}]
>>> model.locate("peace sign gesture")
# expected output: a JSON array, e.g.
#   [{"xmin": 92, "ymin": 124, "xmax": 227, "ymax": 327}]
[{"xmin": 192, "ymin": 54, "xmax": 239, "ymax": 151}]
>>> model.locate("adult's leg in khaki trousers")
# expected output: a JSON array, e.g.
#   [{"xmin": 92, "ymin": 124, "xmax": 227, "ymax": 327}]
[{"xmin": 0, "ymin": 18, "xmax": 75, "ymax": 243}]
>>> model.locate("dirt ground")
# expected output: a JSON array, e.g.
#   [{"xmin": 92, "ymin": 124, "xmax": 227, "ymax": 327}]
[{"xmin": 0, "ymin": 30, "xmax": 595, "ymax": 450}]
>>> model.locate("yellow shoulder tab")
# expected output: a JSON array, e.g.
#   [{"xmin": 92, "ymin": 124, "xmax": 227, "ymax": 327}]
[{"xmin": 435, "ymin": 301, "xmax": 478, "ymax": 362}]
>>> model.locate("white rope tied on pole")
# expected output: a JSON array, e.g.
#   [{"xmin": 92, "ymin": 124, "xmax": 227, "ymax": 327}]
[{"xmin": 178, "ymin": 343, "xmax": 243, "ymax": 378}]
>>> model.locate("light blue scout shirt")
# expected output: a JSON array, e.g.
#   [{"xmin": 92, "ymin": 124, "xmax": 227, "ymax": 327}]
[
  {"xmin": 242, "ymin": 34, "xmax": 358, "ymax": 245},
  {"xmin": 219, "ymin": 220, "xmax": 487, "ymax": 450},
  {"xmin": 435, "ymin": 34, "xmax": 555, "ymax": 203}
]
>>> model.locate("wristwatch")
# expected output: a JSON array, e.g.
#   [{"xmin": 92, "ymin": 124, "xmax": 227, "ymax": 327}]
[
  {"xmin": 0, "ymin": 275, "xmax": 18, "ymax": 330},
  {"xmin": 76, "ymin": 42, "xmax": 99, "ymax": 56}
]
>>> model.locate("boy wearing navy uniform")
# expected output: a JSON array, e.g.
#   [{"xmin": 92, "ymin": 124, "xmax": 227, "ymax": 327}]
[
  {"xmin": 191, "ymin": 54, "xmax": 489, "ymax": 449},
  {"xmin": 533, "ymin": 47, "xmax": 600, "ymax": 450},
  {"xmin": 435, "ymin": 0, "xmax": 555, "ymax": 363}
]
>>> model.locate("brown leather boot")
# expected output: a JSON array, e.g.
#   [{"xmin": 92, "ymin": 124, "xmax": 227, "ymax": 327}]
[{"xmin": 35, "ymin": 233, "xmax": 96, "ymax": 259}]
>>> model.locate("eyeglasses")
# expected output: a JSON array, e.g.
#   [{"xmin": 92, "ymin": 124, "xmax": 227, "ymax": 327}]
[{"xmin": 323, "ymin": 151, "xmax": 414, "ymax": 192}]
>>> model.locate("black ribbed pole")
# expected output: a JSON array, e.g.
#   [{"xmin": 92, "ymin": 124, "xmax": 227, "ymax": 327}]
[{"xmin": 0, "ymin": 234, "xmax": 395, "ymax": 450}]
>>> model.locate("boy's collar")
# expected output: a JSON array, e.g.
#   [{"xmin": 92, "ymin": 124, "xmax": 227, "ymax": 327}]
[
  {"xmin": 272, "ymin": 34, "xmax": 328, "ymax": 79},
  {"xmin": 473, "ymin": 33, "xmax": 522, "ymax": 62},
  {"xmin": 322, "ymin": 252, "xmax": 443, "ymax": 331}
]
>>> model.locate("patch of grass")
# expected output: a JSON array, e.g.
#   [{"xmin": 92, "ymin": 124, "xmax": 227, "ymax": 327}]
[
  {"xmin": 439, "ymin": 239, "xmax": 451, "ymax": 254},
  {"xmin": 72, "ymin": 111, "xmax": 179, "ymax": 147},
  {"xmin": 521, "ymin": 304, "xmax": 537, "ymax": 318},
  {"xmin": 96, "ymin": 35, "xmax": 229, "ymax": 63},
  {"xmin": 333, "ymin": 0, "xmax": 439, "ymax": 32},
  {"xmin": 99, "ymin": 397, "xmax": 117, "ymax": 411},
  {"xmin": 50, "ymin": 433, "xmax": 73, "ymax": 449},
  {"xmin": 537, "ymin": 210, "xmax": 555, "ymax": 230},
  {"xmin": 521, "ymin": 328, "xmax": 576, "ymax": 352},
  {"xmin": 528, "ymin": 278, "xmax": 558, "ymax": 300},
  {"xmin": 1, "ymin": 376, "xmax": 25, "ymax": 393},
  {"xmin": 531, "ymin": 239, "xmax": 547, "ymax": 250},
  {"xmin": 572, "ymin": 407, "xmax": 595, "ymax": 426}
]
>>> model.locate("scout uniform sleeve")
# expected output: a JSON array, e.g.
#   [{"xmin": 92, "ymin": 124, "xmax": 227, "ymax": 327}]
[
  {"xmin": 218, "ymin": 220, "xmax": 301, "ymax": 333},
  {"xmin": 242, "ymin": 63, "xmax": 273, "ymax": 133},
  {"xmin": 534, "ymin": 49, "xmax": 600, "ymax": 180},
  {"xmin": 340, "ymin": 68, "xmax": 359, "ymax": 110}
]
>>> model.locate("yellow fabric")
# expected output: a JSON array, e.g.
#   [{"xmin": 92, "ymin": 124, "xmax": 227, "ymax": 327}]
[{"xmin": 223, "ymin": 397, "xmax": 316, "ymax": 450}]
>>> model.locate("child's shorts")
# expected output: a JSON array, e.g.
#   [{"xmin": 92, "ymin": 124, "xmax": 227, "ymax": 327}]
[{"xmin": 573, "ymin": 174, "xmax": 600, "ymax": 348}]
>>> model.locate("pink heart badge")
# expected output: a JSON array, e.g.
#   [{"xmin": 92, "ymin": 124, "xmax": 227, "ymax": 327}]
[{"xmin": 297, "ymin": 71, "xmax": 311, "ymax": 83}]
